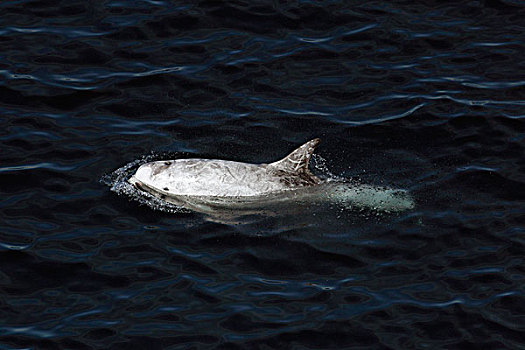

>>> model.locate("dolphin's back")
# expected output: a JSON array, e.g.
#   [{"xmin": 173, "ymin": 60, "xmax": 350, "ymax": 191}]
[
  {"xmin": 120, "ymin": 138, "xmax": 416, "ymax": 214},
  {"xmin": 151, "ymin": 159, "xmax": 289, "ymax": 197},
  {"xmin": 130, "ymin": 139, "xmax": 322, "ymax": 198}
]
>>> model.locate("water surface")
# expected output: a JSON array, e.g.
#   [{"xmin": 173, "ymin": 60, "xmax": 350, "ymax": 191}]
[{"xmin": 1, "ymin": 0, "xmax": 524, "ymax": 348}]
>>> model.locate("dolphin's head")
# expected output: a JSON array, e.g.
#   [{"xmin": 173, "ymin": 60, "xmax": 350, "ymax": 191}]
[{"xmin": 129, "ymin": 161, "xmax": 171, "ymax": 191}]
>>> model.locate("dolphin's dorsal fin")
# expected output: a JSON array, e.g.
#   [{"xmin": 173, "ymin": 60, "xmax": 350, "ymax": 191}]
[{"xmin": 269, "ymin": 138, "xmax": 320, "ymax": 182}]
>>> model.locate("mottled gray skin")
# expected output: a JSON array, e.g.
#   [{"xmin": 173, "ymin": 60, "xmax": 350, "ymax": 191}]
[{"xmin": 129, "ymin": 139, "xmax": 321, "ymax": 198}]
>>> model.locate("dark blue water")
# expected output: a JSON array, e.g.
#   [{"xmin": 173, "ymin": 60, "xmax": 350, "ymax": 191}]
[{"xmin": 1, "ymin": 1, "xmax": 524, "ymax": 348}]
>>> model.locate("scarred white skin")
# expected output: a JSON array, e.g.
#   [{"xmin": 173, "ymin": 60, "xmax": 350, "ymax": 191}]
[{"xmin": 129, "ymin": 139, "xmax": 321, "ymax": 198}]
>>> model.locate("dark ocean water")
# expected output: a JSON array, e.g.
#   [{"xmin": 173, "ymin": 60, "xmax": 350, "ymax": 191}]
[{"xmin": 1, "ymin": 0, "xmax": 524, "ymax": 349}]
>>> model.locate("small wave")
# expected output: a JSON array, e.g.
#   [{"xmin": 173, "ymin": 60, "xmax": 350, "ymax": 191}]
[
  {"xmin": 0, "ymin": 162, "xmax": 77, "ymax": 173},
  {"xmin": 418, "ymin": 76, "xmax": 525, "ymax": 90},
  {"xmin": 0, "ymin": 26, "xmax": 112, "ymax": 38},
  {"xmin": 340, "ymin": 103, "xmax": 426, "ymax": 126}
]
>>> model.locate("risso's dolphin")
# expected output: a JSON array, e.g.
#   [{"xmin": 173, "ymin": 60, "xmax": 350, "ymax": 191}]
[
  {"xmin": 129, "ymin": 139, "xmax": 321, "ymax": 198},
  {"xmin": 128, "ymin": 138, "xmax": 415, "ymax": 218}
]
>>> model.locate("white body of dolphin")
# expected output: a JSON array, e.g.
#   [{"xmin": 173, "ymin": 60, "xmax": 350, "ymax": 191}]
[
  {"xmin": 129, "ymin": 139, "xmax": 322, "ymax": 198},
  {"xmin": 127, "ymin": 139, "xmax": 415, "ymax": 217}
]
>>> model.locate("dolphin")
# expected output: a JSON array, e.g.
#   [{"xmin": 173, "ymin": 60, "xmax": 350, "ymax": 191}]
[
  {"xmin": 127, "ymin": 138, "xmax": 415, "ymax": 218},
  {"xmin": 129, "ymin": 139, "xmax": 322, "ymax": 198}
]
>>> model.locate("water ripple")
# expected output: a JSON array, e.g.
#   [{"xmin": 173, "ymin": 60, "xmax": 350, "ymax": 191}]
[
  {"xmin": 1, "ymin": 0, "xmax": 524, "ymax": 348},
  {"xmin": 0, "ymin": 26, "xmax": 112, "ymax": 38},
  {"xmin": 0, "ymin": 162, "xmax": 77, "ymax": 173}
]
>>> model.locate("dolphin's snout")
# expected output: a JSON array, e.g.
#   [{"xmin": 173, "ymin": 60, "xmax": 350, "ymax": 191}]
[
  {"xmin": 135, "ymin": 164, "xmax": 153, "ymax": 182},
  {"xmin": 128, "ymin": 175, "xmax": 146, "ymax": 192},
  {"xmin": 128, "ymin": 175, "xmax": 139, "ymax": 188}
]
